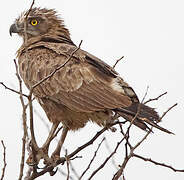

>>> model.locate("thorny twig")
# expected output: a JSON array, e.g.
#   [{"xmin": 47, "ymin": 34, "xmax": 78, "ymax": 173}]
[{"xmin": 0, "ymin": 141, "xmax": 7, "ymax": 180}]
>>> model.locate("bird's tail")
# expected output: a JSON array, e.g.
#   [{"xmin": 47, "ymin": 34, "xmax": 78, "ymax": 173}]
[{"xmin": 116, "ymin": 103, "xmax": 173, "ymax": 134}]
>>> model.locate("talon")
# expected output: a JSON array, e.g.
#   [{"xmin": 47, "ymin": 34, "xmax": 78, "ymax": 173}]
[
  {"xmin": 26, "ymin": 148, "xmax": 50, "ymax": 166},
  {"xmin": 26, "ymin": 153, "xmax": 38, "ymax": 166},
  {"xmin": 49, "ymin": 167, "xmax": 58, "ymax": 176},
  {"xmin": 51, "ymin": 154, "xmax": 61, "ymax": 163}
]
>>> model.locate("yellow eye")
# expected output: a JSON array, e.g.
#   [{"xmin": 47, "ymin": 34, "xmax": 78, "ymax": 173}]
[{"xmin": 31, "ymin": 19, "xmax": 38, "ymax": 26}]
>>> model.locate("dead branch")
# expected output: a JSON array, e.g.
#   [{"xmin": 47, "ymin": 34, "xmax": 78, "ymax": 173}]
[
  {"xmin": 159, "ymin": 103, "xmax": 178, "ymax": 121},
  {"xmin": 112, "ymin": 129, "xmax": 152, "ymax": 180},
  {"xmin": 57, "ymin": 168, "xmax": 74, "ymax": 180},
  {"xmin": 0, "ymin": 140, "xmax": 7, "ymax": 180},
  {"xmin": 26, "ymin": 121, "xmax": 119, "ymax": 179},
  {"xmin": 88, "ymin": 138, "xmax": 125, "ymax": 180},
  {"xmin": 79, "ymin": 137, "xmax": 105, "ymax": 179},
  {"xmin": 68, "ymin": 160, "xmax": 80, "ymax": 179},
  {"xmin": 104, "ymin": 138, "xmax": 119, "ymax": 170},
  {"xmin": 25, "ymin": 0, "xmax": 35, "ymax": 18},
  {"xmin": 13, "ymin": 59, "xmax": 29, "ymax": 180},
  {"xmin": 65, "ymin": 150, "xmax": 70, "ymax": 180},
  {"xmin": 113, "ymin": 56, "xmax": 124, "ymax": 69},
  {"xmin": 144, "ymin": 92, "xmax": 167, "ymax": 104},
  {"xmin": 0, "ymin": 82, "xmax": 28, "ymax": 97},
  {"xmin": 133, "ymin": 154, "xmax": 184, "ymax": 172}
]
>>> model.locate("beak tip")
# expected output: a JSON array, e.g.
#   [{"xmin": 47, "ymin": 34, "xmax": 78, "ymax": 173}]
[{"xmin": 9, "ymin": 23, "xmax": 18, "ymax": 36}]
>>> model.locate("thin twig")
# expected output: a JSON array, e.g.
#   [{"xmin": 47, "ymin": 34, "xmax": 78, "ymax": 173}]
[
  {"xmin": 14, "ymin": 60, "xmax": 29, "ymax": 180},
  {"xmin": 144, "ymin": 92, "xmax": 167, "ymax": 104},
  {"xmin": 159, "ymin": 103, "xmax": 178, "ymax": 121},
  {"xmin": 30, "ymin": 40, "xmax": 83, "ymax": 93},
  {"xmin": 57, "ymin": 168, "xmax": 74, "ymax": 180},
  {"xmin": 65, "ymin": 150, "xmax": 70, "ymax": 180},
  {"xmin": 125, "ymin": 86, "xmax": 149, "ymax": 138},
  {"xmin": 124, "ymin": 86, "xmax": 149, "ymax": 147},
  {"xmin": 113, "ymin": 56, "xmax": 124, "ymax": 69},
  {"xmin": 133, "ymin": 154, "xmax": 184, "ymax": 172},
  {"xmin": 69, "ymin": 161, "xmax": 80, "ymax": 179},
  {"xmin": 23, "ymin": 1, "xmax": 39, "ymax": 168},
  {"xmin": 24, "ymin": 167, "xmax": 33, "ymax": 180},
  {"xmin": 25, "ymin": 0, "xmax": 35, "ymax": 18},
  {"xmin": 88, "ymin": 138, "xmax": 125, "ymax": 180},
  {"xmin": 0, "ymin": 141, "xmax": 7, "ymax": 180},
  {"xmin": 112, "ymin": 129, "xmax": 152, "ymax": 180},
  {"xmin": 0, "ymin": 82, "xmax": 28, "ymax": 97},
  {"xmin": 104, "ymin": 138, "xmax": 119, "ymax": 170},
  {"xmin": 79, "ymin": 137, "xmax": 105, "ymax": 179}
]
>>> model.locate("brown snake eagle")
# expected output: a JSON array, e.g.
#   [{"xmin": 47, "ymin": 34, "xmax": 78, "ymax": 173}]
[{"xmin": 9, "ymin": 7, "xmax": 172, "ymax": 163}]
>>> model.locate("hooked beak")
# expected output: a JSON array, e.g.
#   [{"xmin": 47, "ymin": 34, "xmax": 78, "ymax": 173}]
[{"xmin": 9, "ymin": 23, "xmax": 20, "ymax": 36}]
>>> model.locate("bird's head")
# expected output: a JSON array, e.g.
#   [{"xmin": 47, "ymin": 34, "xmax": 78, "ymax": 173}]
[{"xmin": 9, "ymin": 7, "xmax": 70, "ymax": 41}]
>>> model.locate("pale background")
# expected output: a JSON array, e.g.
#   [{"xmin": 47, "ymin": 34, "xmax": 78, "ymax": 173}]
[{"xmin": 0, "ymin": 0, "xmax": 184, "ymax": 179}]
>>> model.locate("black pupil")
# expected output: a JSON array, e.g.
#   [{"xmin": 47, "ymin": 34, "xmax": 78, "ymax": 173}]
[{"xmin": 32, "ymin": 20, "xmax": 36, "ymax": 24}]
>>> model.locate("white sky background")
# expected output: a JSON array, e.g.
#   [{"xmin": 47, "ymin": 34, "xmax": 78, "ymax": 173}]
[{"xmin": 0, "ymin": 0, "xmax": 184, "ymax": 179}]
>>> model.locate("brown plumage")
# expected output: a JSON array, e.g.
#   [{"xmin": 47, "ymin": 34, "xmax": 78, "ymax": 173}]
[{"xmin": 10, "ymin": 7, "xmax": 172, "ymax": 133}]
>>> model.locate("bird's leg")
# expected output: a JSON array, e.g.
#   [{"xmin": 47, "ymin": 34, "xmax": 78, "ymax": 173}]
[
  {"xmin": 42, "ymin": 122, "xmax": 60, "ymax": 152},
  {"xmin": 26, "ymin": 122, "xmax": 60, "ymax": 166},
  {"xmin": 51, "ymin": 126, "xmax": 68, "ymax": 162}
]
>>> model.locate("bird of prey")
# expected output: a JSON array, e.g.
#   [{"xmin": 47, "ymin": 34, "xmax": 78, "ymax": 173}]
[{"xmin": 9, "ymin": 7, "xmax": 172, "ymax": 163}]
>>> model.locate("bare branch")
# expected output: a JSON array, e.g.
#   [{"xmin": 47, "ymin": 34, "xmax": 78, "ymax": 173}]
[
  {"xmin": 68, "ymin": 161, "xmax": 80, "ymax": 179},
  {"xmin": 112, "ymin": 129, "xmax": 152, "ymax": 180},
  {"xmin": 104, "ymin": 138, "xmax": 119, "ymax": 170},
  {"xmin": 65, "ymin": 150, "xmax": 70, "ymax": 180},
  {"xmin": 159, "ymin": 103, "xmax": 178, "ymax": 121},
  {"xmin": 0, "ymin": 82, "xmax": 28, "ymax": 97},
  {"xmin": 25, "ymin": 0, "xmax": 35, "ymax": 18},
  {"xmin": 144, "ymin": 92, "xmax": 167, "ymax": 104},
  {"xmin": 113, "ymin": 56, "xmax": 124, "ymax": 69},
  {"xmin": 79, "ymin": 137, "xmax": 105, "ymax": 179},
  {"xmin": 0, "ymin": 141, "xmax": 7, "ymax": 180},
  {"xmin": 13, "ymin": 60, "xmax": 29, "ymax": 180},
  {"xmin": 133, "ymin": 154, "xmax": 184, "ymax": 172},
  {"xmin": 88, "ymin": 138, "xmax": 125, "ymax": 180},
  {"xmin": 27, "ymin": 122, "xmax": 119, "ymax": 179}
]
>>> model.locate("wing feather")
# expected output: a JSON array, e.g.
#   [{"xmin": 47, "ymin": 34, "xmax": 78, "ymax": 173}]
[{"xmin": 18, "ymin": 42, "xmax": 136, "ymax": 113}]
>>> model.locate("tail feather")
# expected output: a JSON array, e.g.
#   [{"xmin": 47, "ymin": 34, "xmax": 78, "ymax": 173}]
[{"xmin": 116, "ymin": 103, "xmax": 174, "ymax": 134}]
